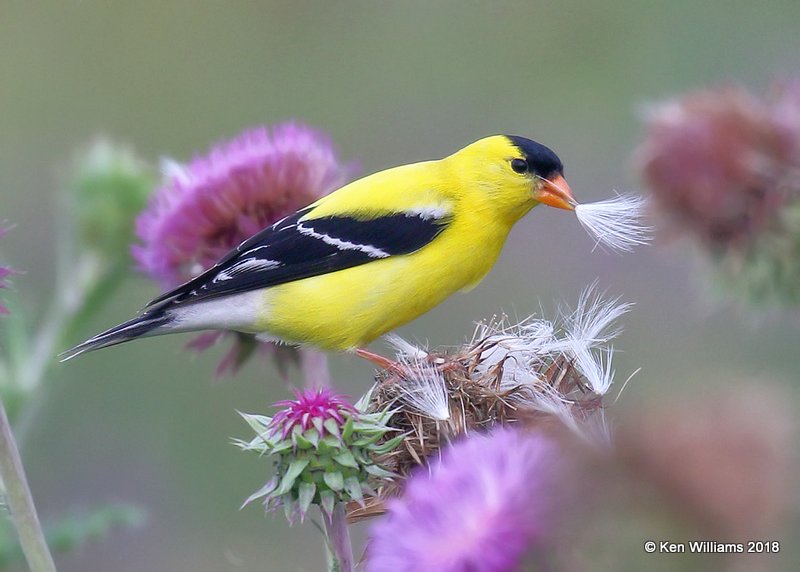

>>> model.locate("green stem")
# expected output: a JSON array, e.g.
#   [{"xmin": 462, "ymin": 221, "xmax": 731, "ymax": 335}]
[
  {"xmin": 322, "ymin": 504, "xmax": 353, "ymax": 572},
  {"xmin": 16, "ymin": 257, "xmax": 125, "ymax": 446},
  {"xmin": 0, "ymin": 397, "xmax": 56, "ymax": 572},
  {"xmin": 17, "ymin": 253, "xmax": 99, "ymax": 393}
]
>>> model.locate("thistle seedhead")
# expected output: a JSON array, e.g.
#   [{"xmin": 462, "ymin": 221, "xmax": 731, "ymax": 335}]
[
  {"xmin": 236, "ymin": 388, "xmax": 402, "ymax": 522},
  {"xmin": 349, "ymin": 285, "xmax": 629, "ymax": 521}
]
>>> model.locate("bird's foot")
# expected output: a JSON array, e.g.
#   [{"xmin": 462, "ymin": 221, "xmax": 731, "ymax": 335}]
[{"xmin": 355, "ymin": 348, "xmax": 403, "ymax": 374}]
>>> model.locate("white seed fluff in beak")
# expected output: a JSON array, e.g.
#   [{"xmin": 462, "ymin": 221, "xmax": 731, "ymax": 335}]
[{"xmin": 574, "ymin": 194, "xmax": 653, "ymax": 253}]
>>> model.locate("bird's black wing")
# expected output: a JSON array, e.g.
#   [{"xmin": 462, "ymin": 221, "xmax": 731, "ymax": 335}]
[{"xmin": 144, "ymin": 206, "xmax": 452, "ymax": 310}]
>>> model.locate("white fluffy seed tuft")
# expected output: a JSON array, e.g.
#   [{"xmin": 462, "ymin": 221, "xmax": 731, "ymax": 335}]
[
  {"xmin": 381, "ymin": 286, "xmax": 632, "ymax": 442},
  {"xmin": 395, "ymin": 360, "xmax": 451, "ymax": 421},
  {"xmin": 574, "ymin": 194, "xmax": 653, "ymax": 253},
  {"xmin": 385, "ymin": 333, "xmax": 429, "ymax": 361},
  {"xmin": 559, "ymin": 283, "xmax": 632, "ymax": 395}
]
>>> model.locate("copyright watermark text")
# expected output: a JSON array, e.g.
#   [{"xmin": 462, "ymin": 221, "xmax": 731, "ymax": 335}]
[{"xmin": 644, "ymin": 540, "xmax": 780, "ymax": 554}]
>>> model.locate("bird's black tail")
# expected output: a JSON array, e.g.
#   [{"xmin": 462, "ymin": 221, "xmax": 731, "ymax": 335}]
[{"xmin": 59, "ymin": 312, "xmax": 174, "ymax": 362}]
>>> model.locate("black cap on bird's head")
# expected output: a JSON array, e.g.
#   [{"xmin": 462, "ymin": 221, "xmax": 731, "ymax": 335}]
[
  {"xmin": 507, "ymin": 135, "xmax": 564, "ymax": 178},
  {"xmin": 506, "ymin": 135, "xmax": 575, "ymax": 211}
]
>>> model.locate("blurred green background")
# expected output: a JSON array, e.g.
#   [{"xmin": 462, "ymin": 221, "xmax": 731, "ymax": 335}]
[{"xmin": 1, "ymin": 1, "xmax": 799, "ymax": 570}]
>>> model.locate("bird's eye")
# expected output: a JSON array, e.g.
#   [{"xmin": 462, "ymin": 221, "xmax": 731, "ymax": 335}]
[{"xmin": 510, "ymin": 158, "xmax": 528, "ymax": 174}]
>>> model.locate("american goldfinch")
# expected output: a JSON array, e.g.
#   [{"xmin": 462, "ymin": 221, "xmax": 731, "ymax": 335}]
[{"xmin": 62, "ymin": 135, "xmax": 576, "ymax": 359}]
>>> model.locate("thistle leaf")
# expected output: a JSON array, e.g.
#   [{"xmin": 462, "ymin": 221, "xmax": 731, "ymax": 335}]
[
  {"xmin": 323, "ymin": 471, "xmax": 344, "ymax": 492},
  {"xmin": 342, "ymin": 416, "xmax": 355, "ymax": 441},
  {"xmin": 241, "ymin": 477, "xmax": 278, "ymax": 508},
  {"xmin": 332, "ymin": 449, "xmax": 358, "ymax": 469},
  {"xmin": 344, "ymin": 477, "xmax": 364, "ymax": 507},
  {"xmin": 320, "ymin": 491, "xmax": 335, "ymax": 517},
  {"xmin": 275, "ymin": 458, "xmax": 309, "ymax": 495},
  {"xmin": 323, "ymin": 418, "xmax": 341, "ymax": 438},
  {"xmin": 298, "ymin": 482, "xmax": 316, "ymax": 517}
]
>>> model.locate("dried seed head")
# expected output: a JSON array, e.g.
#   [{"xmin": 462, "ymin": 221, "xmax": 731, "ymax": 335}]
[{"xmin": 349, "ymin": 285, "xmax": 631, "ymax": 521}]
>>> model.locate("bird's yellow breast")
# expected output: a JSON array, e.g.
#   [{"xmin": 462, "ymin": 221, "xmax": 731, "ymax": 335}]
[{"xmin": 255, "ymin": 205, "xmax": 513, "ymax": 350}]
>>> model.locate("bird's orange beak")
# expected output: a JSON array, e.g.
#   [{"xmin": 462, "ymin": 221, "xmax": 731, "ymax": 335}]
[{"xmin": 535, "ymin": 174, "xmax": 577, "ymax": 211}]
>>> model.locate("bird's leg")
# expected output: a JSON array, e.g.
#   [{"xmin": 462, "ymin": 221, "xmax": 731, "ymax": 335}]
[{"xmin": 354, "ymin": 348, "xmax": 402, "ymax": 373}]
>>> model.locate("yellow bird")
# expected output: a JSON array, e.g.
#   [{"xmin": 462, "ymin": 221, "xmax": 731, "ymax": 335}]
[{"xmin": 62, "ymin": 135, "xmax": 575, "ymax": 360}]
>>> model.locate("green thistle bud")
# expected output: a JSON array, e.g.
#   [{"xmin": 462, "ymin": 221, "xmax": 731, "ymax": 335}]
[
  {"xmin": 70, "ymin": 139, "xmax": 153, "ymax": 262},
  {"xmin": 236, "ymin": 388, "xmax": 401, "ymax": 522}
]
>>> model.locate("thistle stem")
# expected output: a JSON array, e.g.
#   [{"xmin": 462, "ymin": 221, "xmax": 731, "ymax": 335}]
[
  {"xmin": 322, "ymin": 504, "xmax": 353, "ymax": 572},
  {"xmin": 16, "ymin": 254, "xmax": 115, "ymax": 447},
  {"xmin": 0, "ymin": 397, "xmax": 56, "ymax": 572},
  {"xmin": 299, "ymin": 348, "xmax": 331, "ymax": 389}
]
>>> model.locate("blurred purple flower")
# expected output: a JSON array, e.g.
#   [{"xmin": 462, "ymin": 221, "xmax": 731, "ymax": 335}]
[
  {"xmin": 0, "ymin": 226, "xmax": 17, "ymax": 316},
  {"xmin": 637, "ymin": 81, "xmax": 800, "ymax": 306},
  {"xmin": 131, "ymin": 122, "xmax": 354, "ymax": 374},
  {"xmin": 367, "ymin": 428, "xmax": 561, "ymax": 572},
  {"xmin": 770, "ymin": 79, "xmax": 800, "ymax": 160},
  {"xmin": 637, "ymin": 84, "xmax": 799, "ymax": 248}
]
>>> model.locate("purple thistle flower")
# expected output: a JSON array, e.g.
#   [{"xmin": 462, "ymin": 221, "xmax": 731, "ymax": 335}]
[
  {"xmin": 271, "ymin": 387, "xmax": 356, "ymax": 440},
  {"xmin": 637, "ymin": 81, "xmax": 800, "ymax": 306},
  {"xmin": 133, "ymin": 122, "xmax": 353, "ymax": 288},
  {"xmin": 131, "ymin": 122, "xmax": 354, "ymax": 374},
  {"xmin": 637, "ymin": 84, "xmax": 798, "ymax": 247},
  {"xmin": 237, "ymin": 387, "xmax": 400, "ymax": 522},
  {"xmin": 367, "ymin": 428, "xmax": 561, "ymax": 572},
  {"xmin": 0, "ymin": 226, "xmax": 17, "ymax": 316}
]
